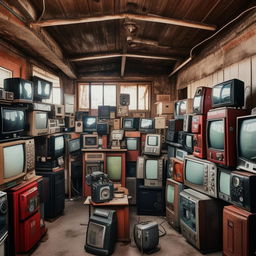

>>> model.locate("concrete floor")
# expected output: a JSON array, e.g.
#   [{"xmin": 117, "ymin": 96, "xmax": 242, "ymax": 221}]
[{"xmin": 32, "ymin": 199, "xmax": 222, "ymax": 256}]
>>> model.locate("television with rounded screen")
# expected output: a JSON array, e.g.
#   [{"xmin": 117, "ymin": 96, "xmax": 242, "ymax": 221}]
[{"xmin": 208, "ymin": 120, "xmax": 224, "ymax": 150}]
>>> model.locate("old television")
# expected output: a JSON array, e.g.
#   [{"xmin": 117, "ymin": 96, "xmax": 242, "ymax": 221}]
[
  {"xmin": 0, "ymin": 140, "xmax": 27, "ymax": 190},
  {"xmin": 207, "ymin": 107, "xmax": 248, "ymax": 167},
  {"xmin": 98, "ymin": 105, "xmax": 110, "ymax": 119},
  {"xmin": 183, "ymin": 133, "xmax": 194, "ymax": 154},
  {"xmin": 122, "ymin": 117, "xmax": 140, "ymax": 131},
  {"xmin": 83, "ymin": 116, "xmax": 97, "ymax": 132},
  {"xmin": 174, "ymin": 99, "xmax": 193, "ymax": 119},
  {"xmin": 183, "ymin": 114, "xmax": 193, "ymax": 132},
  {"xmin": 166, "ymin": 178, "xmax": 184, "ymax": 230},
  {"xmin": 192, "ymin": 114, "xmax": 207, "ymax": 159},
  {"xmin": 137, "ymin": 186, "xmax": 165, "ymax": 216},
  {"xmin": 106, "ymin": 154, "xmax": 124, "ymax": 186},
  {"xmin": 144, "ymin": 134, "xmax": 161, "ymax": 156},
  {"xmin": 171, "ymin": 157, "xmax": 184, "ymax": 183},
  {"xmin": 166, "ymin": 119, "xmax": 183, "ymax": 143},
  {"xmin": 35, "ymin": 134, "xmax": 65, "ymax": 160},
  {"xmin": 167, "ymin": 145, "xmax": 176, "ymax": 178},
  {"xmin": 230, "ymin": 171, "xmax": 256, "ymax": 212},
  {"xmin": 175, "ymin": 149, "xmax": 188, "ymax": 161},
  {"xmin": 126, "ymin": 137, "xmax": 139, "ymax": 151},
  {"xmin": 180, "ymin": 189, "xmax": 222, "ymax": 253},
  {"xmin": 184, "ymin": 155, "xmax": 218, "ymax": 198},
  {"xmin": 193, "ymin": 87, "xmax": 212, "ymax": 114},
  {"xmin": 0, "ymin": 107, "xmax": 25, "ymax": 138},
  {"xmin": 85, "ymin": 209, "xmax": 117, "ymax": 256},
  {"xmin": 82, "ymin": 134, "xmax": 98, "ymax": 148},
  {"xmin": 27, "ymin": 111, "xmax": 48, "ymax": 136},
  {"xmin": 139, "ymin": 118, "xmax": 155, "ymax": 133},
  {"xmin": 67, "ymin": 138, "xmax": 81, "ymax": 153},
  {"xmin": 51, "ymin": 104, "xmax": 65, "ymax": 118},
  {"xmin": 218, "ymin": 168, "xmax": 232, "ymax": 203},
  {"xmin": 212, "ymin": 79, "xmax": 244, "ymax": 108},
  {"xmin": 32, "ymin": 76, "xmax": 52, "ymax": 101},
  {"xmin": 4, "ymin": 78, "xmax": 33, "ymax": 103},
  {"xmin": 237, "ymin": 115, "xmax": 256, "ymax": 173},
  {"xmin": 97, "ymin": 122, "xmax": 109, "ymax": 135}
]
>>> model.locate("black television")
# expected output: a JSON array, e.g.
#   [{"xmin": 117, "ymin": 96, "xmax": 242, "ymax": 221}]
[
  {"xmin": 32, "ymin": 76, "xmax": 52, "ymax": 101},
  {"xmin": 49, "ymin": 134, "xmax": 65, "ymax": 159},
  {"xmin": 97, "ymin": 122, "xmax": 109, "ymax": 135},
  {"xmin": 4, "ymin": 78, "xmax": 33, "ymax": 103},
  {"xmin": 139, "ymin": 118, "xmax": 155, "ymax": 133},
  {"xmin": 122, "ymin": 117, "xmax": 140, "ymax": 131},
  {"xmin": 67, "ymin": 138, "xmax": 81, "ymax": 153},
  {"xmin": 212, "ymin": 79, "xmax": 244, "ymax": 108},
  {"xmin": 83, "ymin": 116, "xmax": 97, "ymax": 132},
  {"xmin": 183, "ymin": 133, "xmax": 194, "ymax": 154},
  {"xmin": 98, "ymin": 106, "xmax": 110, "ymax": 119},
  {"xmin": 0, "ymin": 107, "xmax": 25, "ymax": 138}
]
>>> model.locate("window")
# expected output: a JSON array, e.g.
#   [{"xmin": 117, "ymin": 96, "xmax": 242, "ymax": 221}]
[
  {"xmin": 32, "ymin": 66, "xmax": 62, "ymax": 104},
  {"xmin": 0, "ymin": 67, "xmax": 12, "ymax": 88}
]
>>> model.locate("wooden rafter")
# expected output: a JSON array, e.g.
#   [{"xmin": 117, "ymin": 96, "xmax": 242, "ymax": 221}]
[{"xmin": 32, "ymin": 13, "xmax": 216, "ymax": 31}]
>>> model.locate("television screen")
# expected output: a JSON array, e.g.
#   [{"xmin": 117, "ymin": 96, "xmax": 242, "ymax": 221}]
[
  {"xmin": 167, "ymin": 184, "xmax": 174, "ymax": 204},
  {"xmin": 85, "ymin": 137, "xmax": 97, "ymax": 146},
  {"xmin": 145, "ymin": 160, "xmax": 158, "ymax": 179},
  {"xmin": 140, "ymin": 119, "xmax": 153, "ymax": 129},
  {"xmin": 107, "ymin": 156, "xmax": 121, "ymax": 181},
  {"xmin": 180, "ymin": 196, "xmax": 196, "ymax": 231},
  {"xmin": 193, "ymin": 96, "xmax": 201, "ymax": 111},
  {"xmin": 124, "ymin": 120, "xmax": 132, "ymax": 128},
  {"xmin": 185, "ymin": 160, "xmax": 204, "ymax": 185},
  {"xmin": 83, "ymin": 117, "xmax": 97, "ymax": 131},
  {"xmin": 239, "ymin": 118, "xmax": 256, "ymax": 160},
  {"xmin": 35, "ymin": 112, "xmax": 48, "ymax": 129},
  {"xmin": 34, "ymin": 77, "xmax": 52, "ymax": 99},
  {"xmin": 3, "ymin": 144, "xmax": 24, "ymax": 178},
  {"xmin": 180, "ymin": 101, "xmax": 187, "ymax": 115},
  {"xmin": 208, "ymin": 120, "xmax": 224, "ymax": 150},
  {"xmin": 126, "ymin": 138, "xmax": 138, "ymax": 150},
  {"xmin": 147, "ymin": 136, "xmax": 158, "ymax": 146},
  {"xmin": 2, "ymin": 108, "xmax": 25, "ymax": 133},
  {"xmin": 219, "ymin": 172, "xmax": 230, "ymax": 196},
  {"xmin": 186, "ymin": 135, "xmax": 192, "ymax": 148},
  {"xmin": 23, "ymin": 81, "xmax": 33, "ymax": 100},
  {"xmin": 68, "ymin": 139, "xmax": 80, "ymax": 153},
  {"xmin": 55, "ymin": 136, "xmax": 64, "ymax": 151},
  {"xmin": 87, "ymin": 222, "xmax": 105, "ymax": 248},
  {"xmin": 212, "ymin": 83, "xmax": 231, "ymax": 105}
]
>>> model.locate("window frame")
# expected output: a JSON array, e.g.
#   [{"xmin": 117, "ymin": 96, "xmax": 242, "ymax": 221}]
[{"xmin": 0, "ymin": 67, "xmax": 13, "ymax": 88}]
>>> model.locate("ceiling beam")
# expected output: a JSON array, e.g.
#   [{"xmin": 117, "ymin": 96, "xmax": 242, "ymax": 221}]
[
  {"xmin": 32, "ymin": 13, "xmax": 216, "ymax": 31},
  {"xmin": 71, "ymin": 53, "xmax": 177, "ymax": 62}
]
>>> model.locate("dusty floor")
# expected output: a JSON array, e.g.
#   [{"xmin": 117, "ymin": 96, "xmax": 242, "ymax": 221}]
[{"xmin": 32, "ymin": 198, "xmax": 222, "ymax": 256}]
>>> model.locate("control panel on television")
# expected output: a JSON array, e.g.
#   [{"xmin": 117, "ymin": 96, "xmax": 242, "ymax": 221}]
[{"xmin": 144, "ymin": 134, "xmax": 161, "ymax": 156}]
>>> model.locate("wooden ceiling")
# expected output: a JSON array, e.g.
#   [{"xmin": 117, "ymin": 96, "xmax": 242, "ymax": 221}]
[{"xmin": 1, "ymin": 0, "xmax": 254, "ymax": 78}]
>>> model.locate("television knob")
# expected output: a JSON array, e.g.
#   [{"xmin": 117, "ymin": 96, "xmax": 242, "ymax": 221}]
[{"xmin": 239, "ymin": 196, "xmax": 244, "ymax": 202}]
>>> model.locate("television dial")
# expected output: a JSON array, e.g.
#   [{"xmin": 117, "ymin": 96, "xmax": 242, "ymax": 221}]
[
  {"xmin": 239, "ymin": 196, "xmax": 244, "ymax": 202},
  {"xmin": 232, "ymin": 177, "xmax": 240, "ymax": 187}
]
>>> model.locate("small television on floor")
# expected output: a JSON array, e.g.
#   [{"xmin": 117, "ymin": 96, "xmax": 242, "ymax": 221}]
[
  {"xmin": 237, "ymin": 114, "xmax": 256, "ymax": 172},
  {"xmin": 27, "ymin": 111, "xmax": 48, "ymax": 136},
  {"xmin": 212, "ymin": 79, "xmax": 244, "ymax": 108},
  {"xmin": 144, "ymin": 134, "xmax": 161, "ymax": 156},
  {"xmin": 83, "ymin": 116, "xmax": 97, "ymax": 132},
  {"xmin": 139, "ymin": 118, "xmax": 155, "ymax": 133},
  {"xmin": 0, "ymin": 107, "xmax": 25, "ymax": 138},
  {"xmin": 85, "ymin": 209, "xmax": 117, "ymax": 256},
  {"xmin": 122, "ymin": 117, "xmax": 140, "ymax": 131},
  {"xmin": 4, "ymin": 78, "xmax": 33, "ymax": 103},
  {"xmin": 82, "ymin": 134, "xmax": 98, "ymax": 148},
  {"xmin": 32, "ymin": 76, "xmax": 52, "ymax": 101}
]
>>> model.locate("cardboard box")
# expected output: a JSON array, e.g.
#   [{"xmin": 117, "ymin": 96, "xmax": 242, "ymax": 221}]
[
  {"xmin": 113, "ymin": 119, "xmax": 121, "ymax": 130},
  {"xmin": 117, "ymin": 105, "xmax": 128, "ymax": 117},
  {"xmin": 155, "ymin": 101, "xmax": 174, "ymax": 115},
  {"xmin": 156, "ymin": 95, "xmax": 171, "ymax": 102},
  {"xmin": 155, "ymin": 117, "xmax": 166, "ymax": 129}
]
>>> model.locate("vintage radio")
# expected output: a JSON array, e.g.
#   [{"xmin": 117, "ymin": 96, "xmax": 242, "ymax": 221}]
[
  {"xmin": 154, "ymin": 117, "xmax": 166, "ymax": 129},
  {"xmin": 75, "ymin": 121, "xmax": 83, "ymax": 133},
  {"xmin": 0, "ymin": 191, "xmax": 8, "ymax": 244},
  {"xmin": 183, "ymin": 114, "xmax": 193, "ymax": 132},
  {"xmin": 171, "ymin": 157, "xmax": 184, "ymax": 183},
  {"xmin": 91, "ymin": 183, "xmax": 114, "ymax": 203},
  {"xmin": 223, "ymin": 205, "xmax": 256, "ymax": 256},
  {"xmin": 51, "ymin": 104, "xmax": 65, "ymax": 118},
  {"xmin": 184, "ymin": 155, "xmax": 218, "ymax": 198},
  {"xmin": 126, "ymin": 177, "xmax": 137, "ymax": 205},
  {"xmin": 207, "ymin": 107, "xmax": 248, "ymax": 167},
  {"xmin": 166, "ymin": 179, "xmax": 183, "ymax": 230},
  {"xmin": 120, "ymin": 94, "xmax": 130, "ymax": 106},
  {"xmin": 193, "ymin": 87, "xmax": 212, "ymax": 115},
  {"xmin": 192, "ymin": 114, "xmax": 207, "ymax": 159},
  {"xmin": 230, "ymin": 171, "xmax": 256, "ymax": 212},
  {"xmin": 117, "ymin": 105, "xmax": 128, "ymax": 117},
  {"xmin": 180, "ymin": 189, "xmax": 222, "ymax": 253}
]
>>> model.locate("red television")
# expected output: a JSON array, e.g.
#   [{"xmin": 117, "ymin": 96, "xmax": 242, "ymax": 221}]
[
  {"xmin": 193, "ymin": 87, "xmax": 212, "ymax": 115},
  {"xmin": 171, "ymin": 157, "xmax": 184, "ymax": 183},
  {"xmin": 192, "ymin": 115, "xmax": 207, "ymax": 159},
  {"xmin": 207, "ymin": 107, "xmax": 248, "ymax": 167}
]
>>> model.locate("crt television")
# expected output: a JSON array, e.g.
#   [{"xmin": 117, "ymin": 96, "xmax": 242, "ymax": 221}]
[
  {"xmin": 179, "ymin": 189, "xmax": 222, "ymax": 253},
  {"xmin": 184, "ymin": 155, "xmax": 218, "ymax": 198},
  {"xmin": 0, "ymin": 107, "xmax": 25, "ymax": 138},
  {"xmin": 218, "ymin": 168, "xmax": 232, "ymax": 203},
  {"xmin": 183, "ymin": 133, "xmax": 194, "ymax": 154},
  {"xmin": 126, "ymin": 137, "xmax": 139, "ymax": 151},
  {"xmin": 67, "ymin": 138, "xmax": 81, "ymax": 153},
  {"xmin": 0, "ymin": 140, "xmax": 27, "ymax": 190},
  {"xmin": 139, "ymin": 118, "xmax": 155, "ymax": 133},
  {"xmin": 27, "ymin": 111, "xmax": 48, "ymax": 136},
  {"xmin": 106, "ymin": 154, "xmax": 124, "ymax": 185},
  {"xmin": 83, "ymin": 116, "xmax": 97, "ymax": 132},
  {"xmin": 237, "ymin": 114, "xmax": 256, "ymax": 173},
  {"xmin": 98, "ymin": 106, "xmax": 110, "ymax": 119},
  {"xmin": 82, "ymin": 134, "xmax": 99, "ymax": 148},
  {"xmin": 122, "ymin": 118, "xmax": 140, "ymax": 131},
  {"xmin": 207, "ymin": 107, "xmax": 248, "ymax": 167},
  {"xmin": 144, "ymin": 134, "xmax": 161, "ymax": 156},
  {"xmin": 166, "ymin": 178, "xmax": 183, "ymax": 231},
  {"xmin": 174, "ymin": 99, "xmax": 193, "ymax": 119},
  {"xmin": 193, "ymin": 87, "xmax": 212, "ymax": 115},
  {"xmin": 32, "ymin": 76, "xmax": 52, "ymax": 101},
  {"xmin": 4, "ymin": 78, "xmax": 33, "ymax": 103},
  {"xmin": 171, "ymin": 157, "xmax": 184, "ymax": 183},
  {"xmin": 212, "ymin": 79, "xmax": 244, "ymax": 108}
]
